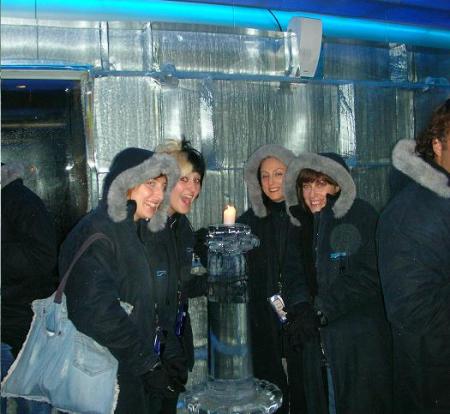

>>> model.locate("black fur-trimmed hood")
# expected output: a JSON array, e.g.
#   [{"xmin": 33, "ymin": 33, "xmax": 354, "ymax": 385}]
[
  {"xmin": 284, "ymin": 152, "xmax": 356, "ymax": 226},
  {"xmin": 392, "ymin": 139, "xmax": 450, "ymax": 199},
  {"xmin": 103, "ymin": 148, "xmax": 180, "ymax": 232},
  {"xmin": 243, "ymin": 144, "xmax": 295, "ymax": 218},
  {"xmin": 1, "ymin": 162, "xmax": 24, "ymax": 189}
]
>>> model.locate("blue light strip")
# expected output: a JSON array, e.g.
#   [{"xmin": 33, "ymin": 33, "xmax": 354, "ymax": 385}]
[
  {"xmin": 34, "ymin": 0, "xmax": 278, "ymax": 30},
  {"xmin": 1, "ymin": 0, "xmax": 450, "ymax": 49}
]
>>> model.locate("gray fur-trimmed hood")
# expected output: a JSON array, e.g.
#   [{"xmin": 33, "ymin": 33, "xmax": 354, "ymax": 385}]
[
  {"xmin": 392, "ymin": 139, "xmax": 450, "ymax": 198},
  {"xmin": 1, "ymin": 162, "xmax": 25, "ymax": 189},
  {"xmin": 104, "ymin": 149, "xmax": 180, "ymax": 232},
  {"xmin": 244, "ymin": 144, "xmax": 295, "ymax": 218},
  {"xmin": 284, "ymin": 152, "xmax": 356, "ymax": 226}
]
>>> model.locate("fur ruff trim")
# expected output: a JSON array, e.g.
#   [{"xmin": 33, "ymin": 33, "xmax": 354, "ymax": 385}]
[
  {"xmin": 1, "ymin": 162, "xmax": 25, "ymax": 189},
  {"xmin": 392, "ymin": 139, "xmax": 450, "ymax": 198},
  {"xmin": 107, "ymin": 153, "xmax": 180, "ymax": 232},
  {"xmin": 244, "ymin": 144, "xmax": 295, "ymax": 218},
  {"xmin": 284, "ymin": 153, "xmax": 356, "ymax": 226}
]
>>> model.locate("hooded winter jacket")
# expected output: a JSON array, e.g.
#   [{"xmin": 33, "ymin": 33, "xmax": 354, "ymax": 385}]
[
  {"xmin": 284, "ymin": 152, "xmax": 393, "ymax": 414},
  {"xmin": 58, "ymin": 148, "xmax": 178, "ymax": 413},
  {"xmin": 237, "ymin": 144, "xmax": 307, "ymax": 414},
  {"xmin": 1, "ymin": 163, "xmax": 57, "ymax": 357},
  {"xmin": 377, "ymin": 139, "xmax": 450, "ymax": 413}
]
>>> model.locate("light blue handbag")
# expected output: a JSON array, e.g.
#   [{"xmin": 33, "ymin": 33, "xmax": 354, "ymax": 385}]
[{"xmin": 1, "ymin": 233, "xmax": 126, "ymax": 414}]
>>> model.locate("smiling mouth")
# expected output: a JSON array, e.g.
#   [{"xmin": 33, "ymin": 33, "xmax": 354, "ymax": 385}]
[
  {"xmin": 145, "ymin": 201, "xmax": 159, "ymax": 210},
  {"xmin": 181, "ymin": 194, "xmax": 194, "ymax": 205}
]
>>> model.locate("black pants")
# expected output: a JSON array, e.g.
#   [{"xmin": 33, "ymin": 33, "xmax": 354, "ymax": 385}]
[
  {"xmin": 115, "ymin": 373, "xmax": 164, "ymax": 414},
  {"xmin": 285, "ymin": 346, "xmax": 308, "ymax": 413},
  {"xmin": 160, "ymin": 392, "xmax": 180, "ymax": 414}
]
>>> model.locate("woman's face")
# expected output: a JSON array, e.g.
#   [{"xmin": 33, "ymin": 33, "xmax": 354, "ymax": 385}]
[
  {"xmin": 168, "ymin": 170, "xmax": 202, "ymax": 216},
  {"xmin": 301, "ymin": 177, "xmax": 340, "ymax": 213},
  {"xmin": 129, "ymin": 176, "xmax": 167, "ymax": 221},
  {"xmin": 260, "ymin": 157, "xmax": 287, "ymax": 203}
]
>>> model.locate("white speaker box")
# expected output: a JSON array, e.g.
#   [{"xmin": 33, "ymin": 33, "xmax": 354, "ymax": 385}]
[{"xmin": 287, "ymin": 17, "xmax": 323, "ymax": 78}]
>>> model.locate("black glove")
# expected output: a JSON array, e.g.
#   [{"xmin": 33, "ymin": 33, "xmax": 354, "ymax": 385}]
[
  {"xmin": 163, "ymin": 356, "xmax": 188, "ymax": 395},
  {"xmin": 183, "ymin": 274, "xmax": 208, "ymax": 298},
  {"xmin": 166, "ymin": 377, "xmax": 186, "ymax": 395},
  {"xmin": 285, "ymin": 303, "xmax": 320, "ymax": 351},
  {"xmin": 194, "ymin": 227, "xmax": 209, "ymax": 268},
  {"xmin": 141, "ymin": 362, "xmax": 170, "ymax": 395}
]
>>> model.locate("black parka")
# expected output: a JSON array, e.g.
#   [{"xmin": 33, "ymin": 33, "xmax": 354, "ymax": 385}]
[
  {"xmin": 377, "ymin": 139, "xmax": 450, "ymax": 413},
  {"xmin": 238, "ymin": 144, "xmax": 307, "ymax": 414},
  {"xmin": 143, "ymin": 213, "xmax": 202, "ymax": 371},
  {"xmin": 59, "ymin": 148, "xmax": 178, "ymax": 413},
  {"xmin": 284, "ymin": 152, "xmax": 393, "ymax": 414},
  {"xmin": 1, "ymin": 163, "xmax": 57, "ymax": 356}
]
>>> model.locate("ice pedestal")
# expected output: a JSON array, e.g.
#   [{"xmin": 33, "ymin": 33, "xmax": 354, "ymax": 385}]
[{"xmin": 185, "ymin": 224, "xmax": 282, "ymax": 414}]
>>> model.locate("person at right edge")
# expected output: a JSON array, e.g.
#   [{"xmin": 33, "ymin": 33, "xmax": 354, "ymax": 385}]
[
  {"xmin": 377, "ymin": 99, "xmax": 450, "ymax": 413},
  {"xmin": 283, "ymin": 152, "xmax": 393, "ymax": 414},
  {"xmin": 237, "ymin": 144, "xmax": 308, "ymax": 413}
]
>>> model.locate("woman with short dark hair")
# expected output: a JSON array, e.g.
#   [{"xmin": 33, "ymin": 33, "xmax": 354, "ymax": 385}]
[{"xmin": 283, "ymin": 152, "xmax": 393, "ymax": 414}]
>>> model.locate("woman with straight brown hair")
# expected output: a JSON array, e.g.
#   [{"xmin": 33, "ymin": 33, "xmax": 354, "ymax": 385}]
[{"xmin": 238, "ymin": 144, "xmax": 308, "ymax": 414}]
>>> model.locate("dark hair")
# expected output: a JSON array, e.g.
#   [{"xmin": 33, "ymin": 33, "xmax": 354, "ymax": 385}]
[
  {"xmin": 415, "ymin": 98, "xmax": 450, "ymax": 161},
  {"xmin": 295, "ymin": 168, "xmax": 339, "ymax": 209},
  {"xmin": 181, "ymin": 137, "xmax": 206, "ymax": 184},
  {"xmin": 156, "ymin": 136, "xmax": 206, "ymax": 185}
]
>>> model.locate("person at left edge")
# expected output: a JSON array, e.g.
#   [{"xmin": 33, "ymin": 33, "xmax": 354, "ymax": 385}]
[
  {"xmin": 143, "ymin": 138, "xmax": 207, "ymax": 414},
  {"xmin": 1, "ymin": 162, "xmax": 57, "ymax": 414},
  {"xmin": 58, "ymin": 148, "xmax": 179, "ymax": 413}
]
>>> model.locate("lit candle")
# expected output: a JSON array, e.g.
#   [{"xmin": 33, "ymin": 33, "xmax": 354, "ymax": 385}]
[{"xmin": 223, "ymin": 205, "xmax": 236, "ymax": 225}]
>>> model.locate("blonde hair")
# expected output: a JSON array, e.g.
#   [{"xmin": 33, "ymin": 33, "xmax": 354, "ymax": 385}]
[
  {"xmin": 156, "ymin": 137, "xmax": 205, "ymax": 184},
  {"xmin": 156, "ymin": 139, "xmax": 192, "ymax": 176}
]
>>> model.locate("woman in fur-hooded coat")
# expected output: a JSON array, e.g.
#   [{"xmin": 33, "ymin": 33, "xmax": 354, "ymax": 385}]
[
  {"xmin": 59, "ymin": 148, "xmax": 179, "ymax": 413},
  {"xmin": 377, "ymin": 140, "xmax": 450, "ymax": 413},
  {"xmin": 237, "ymin": 144, "xmax": 308, "ymax": 414},
  {"xmin": 142, "ymin": 138, "xmax": 207, "ymax": 414},
  {"xmin": 284, "ymin": 152, "xmax": 392, "ymax": 414}
]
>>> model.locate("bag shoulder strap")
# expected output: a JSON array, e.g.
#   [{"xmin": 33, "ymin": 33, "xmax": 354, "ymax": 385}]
[{"xmin": 54, "ymin": 232, "xmax": 112, "ymax": 304}]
